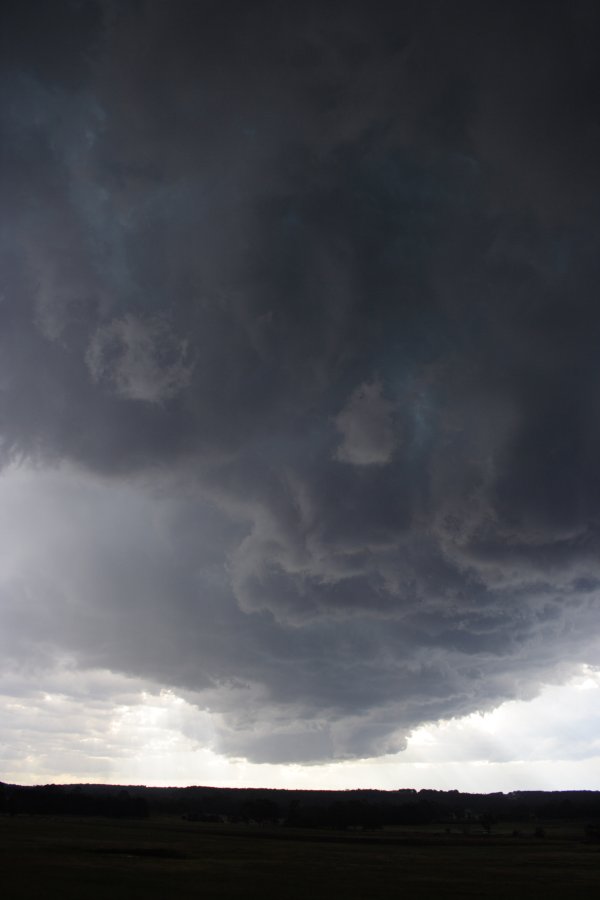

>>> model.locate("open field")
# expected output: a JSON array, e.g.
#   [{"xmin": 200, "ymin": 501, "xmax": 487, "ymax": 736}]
[{"xmin": 1, "ymin": 815, "xmax": 599, "ymax": 899}]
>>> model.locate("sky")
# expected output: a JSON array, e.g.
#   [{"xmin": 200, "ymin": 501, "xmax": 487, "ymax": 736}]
[{"xmin": 1, "ymin": 0, "xmax": 600, "ymax": 792}]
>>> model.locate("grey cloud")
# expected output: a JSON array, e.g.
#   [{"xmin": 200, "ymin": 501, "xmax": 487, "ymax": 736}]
[
  {"xmin": 1, "ymin": 0, "xmax": 600, "ymax": 764},
  {"xmin": 334, "ymin": 380, "xmax": 396, "ymax": 465},
  {"xmin": 86, "ymin": 315, "xmax": 194, "ymax": 403}
]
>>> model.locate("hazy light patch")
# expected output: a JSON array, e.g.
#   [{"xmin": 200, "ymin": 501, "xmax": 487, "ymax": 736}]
[
  {"xmin": 86, "ymin": 315, "xmax": 194, "ymax": 404},
  {"xmin": 334, "ymin": 380, "xmax": 396, "ymax": 465}
]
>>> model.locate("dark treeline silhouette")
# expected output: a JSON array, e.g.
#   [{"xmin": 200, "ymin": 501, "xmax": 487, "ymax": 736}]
[
  {"xmin": 2, "ymin": 782, "xmax": 600, "ymax": 828},
  {"xmin": 0, "ymin": 783, "xmax": 148, "ymax": 818}
]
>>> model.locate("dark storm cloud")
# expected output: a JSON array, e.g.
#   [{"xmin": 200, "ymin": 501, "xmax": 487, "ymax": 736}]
[{"xmin": 2, "ymin": 0, "xmax": 600, "ymax": 762}]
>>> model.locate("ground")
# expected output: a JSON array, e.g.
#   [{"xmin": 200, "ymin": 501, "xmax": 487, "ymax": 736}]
[{"xmin": 1, "ymin": 814, "xmax": 599, "ymax": 898}]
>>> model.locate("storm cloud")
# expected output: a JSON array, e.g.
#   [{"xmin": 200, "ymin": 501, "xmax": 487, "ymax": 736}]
[{"xmin": 1, "ymin": 0, "xmax": 600, "ymax": 763}]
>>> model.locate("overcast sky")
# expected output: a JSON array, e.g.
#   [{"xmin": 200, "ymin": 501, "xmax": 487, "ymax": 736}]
[{"xmin": 2, "ymin": 0, "xmax": 600, "ymax": 790}]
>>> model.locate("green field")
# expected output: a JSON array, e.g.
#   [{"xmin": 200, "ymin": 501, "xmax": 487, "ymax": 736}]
[{"xmin": 1, "ymin": 815, "xmax": 599, "ymax": 899}]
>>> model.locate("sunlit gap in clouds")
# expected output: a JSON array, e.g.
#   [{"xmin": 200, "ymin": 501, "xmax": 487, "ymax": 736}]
[{"xmin": 2, "ymin": 663, "xmax": 600, "ymax": 791}]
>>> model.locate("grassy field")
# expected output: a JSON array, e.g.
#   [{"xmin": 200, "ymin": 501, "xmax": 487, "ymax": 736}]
[{"xmin": 1, "ymin": 814, "xmax": 599, "ymax": 899}]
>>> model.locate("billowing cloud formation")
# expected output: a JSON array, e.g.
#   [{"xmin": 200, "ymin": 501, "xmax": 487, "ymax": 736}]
[{"xmin": 1, "ymin": 0, "xmax": 600, "ymax": 764}]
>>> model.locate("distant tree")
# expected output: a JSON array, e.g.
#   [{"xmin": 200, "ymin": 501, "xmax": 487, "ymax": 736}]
[{"xmin": 240, "ymin": 798, "xmax": 281, "ymax": 824}]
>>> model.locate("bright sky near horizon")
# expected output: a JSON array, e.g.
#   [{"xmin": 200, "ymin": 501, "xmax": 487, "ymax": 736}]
[{"xmin": 3, "ymin": 659, "xmax": 600, "ymax": 792}]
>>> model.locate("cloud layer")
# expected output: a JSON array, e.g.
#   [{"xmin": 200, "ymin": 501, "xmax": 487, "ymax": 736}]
[{"xmin": 1, "ymin": 0, "xmax": 600, "ymax": 764}]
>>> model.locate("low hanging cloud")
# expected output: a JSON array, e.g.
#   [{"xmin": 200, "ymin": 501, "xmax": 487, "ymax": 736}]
[{"xmin": 1, "ymin": 0, "xmax": 600, "ymax": 765}]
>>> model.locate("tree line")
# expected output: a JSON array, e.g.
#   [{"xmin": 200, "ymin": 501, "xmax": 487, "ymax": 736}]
[{"xmin": 2, "ymin": 782, "xmax": 600, "ymax": 828}]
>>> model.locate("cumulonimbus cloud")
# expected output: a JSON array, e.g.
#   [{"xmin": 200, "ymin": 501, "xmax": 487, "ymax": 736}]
[{"xmin": 1, "ymin": 0, "xmax": 600, "ymax": 763}]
